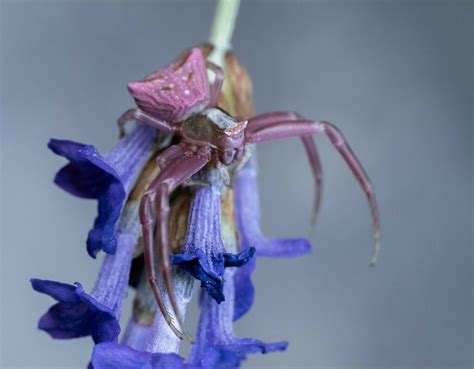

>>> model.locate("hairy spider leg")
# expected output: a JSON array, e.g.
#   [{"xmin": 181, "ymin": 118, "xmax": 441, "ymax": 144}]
[
  {"xmin": 246, "ymin": 119, "xmax": 380, "ymax": 266},
  {"xmin": 248, "ymin": 112, "xmax": 323, "ymax": 228},
  {"xmin": 206, "ymin": 61, "xmax": 225, "ymax": 108},
  {"xmin": 117, "ymin": 108, "xmax": 179, "ymax": 138},
  {"xmin": 140, "ymin": 145, "xmax": 210, "ymax": 340}
]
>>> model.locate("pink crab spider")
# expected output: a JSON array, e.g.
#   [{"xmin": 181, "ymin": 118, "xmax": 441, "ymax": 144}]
[{"xmin": 118, "ymin": 48, "xmax": 380, "ymax": 339}]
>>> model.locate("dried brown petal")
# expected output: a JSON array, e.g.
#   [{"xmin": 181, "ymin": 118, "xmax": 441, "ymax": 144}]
[{"xmin": 224, "ymin": 51, "xmax": 255, "ymax": 119}]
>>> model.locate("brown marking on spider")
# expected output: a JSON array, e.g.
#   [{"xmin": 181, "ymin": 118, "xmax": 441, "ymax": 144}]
[
  {"xmin": 161, "ymin": 84, "xmax": 175, "ymax": 91},
  {"xmin": 182, "ymin": 71, "xmax": 194, "ymax": 82}
]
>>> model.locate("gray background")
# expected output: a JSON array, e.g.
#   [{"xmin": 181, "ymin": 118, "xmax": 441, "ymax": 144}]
[{"xmin": 0, "ymin": 0, "xmax": 472, "ymax": 368}]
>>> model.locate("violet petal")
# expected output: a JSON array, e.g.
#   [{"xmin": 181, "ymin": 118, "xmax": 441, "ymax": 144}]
[
  {"xmin": 31, "ymin": 279, "xmax": 119, "ymax": 343},
  {"xmin": 95, "ymin": 269, "xmax": 195, "ymax": 368},
  {"xmin": 121, "ymin": 319, "xmax": 153, "ymax": 352},
  {"xmin": 32, "ymin": 201, "xmax": 141, "ymax": 343},
  {"xmin": 189, "ymin": 269, "xmax": 287, "ymax": 369},
  {"xmin": 48, "ymin": 124, "xmax": 156, "ymax": 256},
  {"xmin": 91, "ymin": 343, "xmax": 191, "ymax": 369},
  {"xmin": 234, "ymin": 157, "xmax": 312, "ymax": 258},
  {"xmin": 172, "ymin": 180, "xmax": 255, "ymax": 303},
  {"xmin": 233, "ymin": 157, "xmax": 312, "ymax": 320},
  {"xmin": 172, "ymin": 248, "xmax": 255, "ymax": 303},
  {"xmin": 232, "ymin": 259, "xmax": 255, "ymax": 322}
]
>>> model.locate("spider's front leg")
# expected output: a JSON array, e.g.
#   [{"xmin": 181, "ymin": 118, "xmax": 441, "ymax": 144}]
[
  {"xmin": 248, "ymin": 112, "xmax": 323, "ymax": 226},
  {"xmin": 246, "ymin": 117, "xmax": 380, "ymax": 265},
  {"xmin": 117, "ymin": 108, "xmax": 180, "ymax": 138},
  {"xmin": 139, "ymin": 144, "xmax": 210, "ymax": 339}
]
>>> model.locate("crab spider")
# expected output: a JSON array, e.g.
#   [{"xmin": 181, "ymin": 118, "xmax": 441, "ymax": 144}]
[{"xmin": 117, "ymin": 48, "xmax": 380, "ymax": 339}]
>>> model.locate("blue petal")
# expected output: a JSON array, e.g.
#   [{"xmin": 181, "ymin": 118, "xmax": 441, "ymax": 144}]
[
  {"xmin": 48, "ymin": 140, "xmax": 120, "ymax": 199},
  {"xmin": 48, "ymin": 139, "xmax": 125, "ymax": 257},
  {"xmin": 48, "ymin": 125, "xmax": 156, "ymax": 257},
  {"xmin": 233, "ymin": 157, "xmax": 312, "ymax": 320},
  {"xmin": 174, "ymin": 179, "xmax": 256, "ymax": 303},
  {"xmin": 232, "ymin": 258, "xmax": 255, "ymax": 321},
  {"xmin": 223, "ymin": 247, "xmax": 256, "ymax": 267},
  {"xmin": 91, "ymin": 343, "xmax": 192, "ymax": 369},
  {"xmin": 189, "ymin": 270, "xmax": 287, "ymax": 369},
  {"xmin": 172, "ymin": 247, "xmax": 255, "ymax": 303},
  {"xmin": 31, "ymin": 278, "xmax": 120, "ymax": 343},
  {"xmin": 234, "ymin": 157, "xmax": 312, "ymax": 258},
  {"xmin": 212, "ymin": 338, "xmax": 288, "ymax": 368},
  {"xmin": 196, "ymin": 338, "xmax": 288, "ymax": 369}
]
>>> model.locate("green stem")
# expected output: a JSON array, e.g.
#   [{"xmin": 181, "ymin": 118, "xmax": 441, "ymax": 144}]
[{"xmin": 208, "ymin": 0, "xmax": 241, "ymax": 68}]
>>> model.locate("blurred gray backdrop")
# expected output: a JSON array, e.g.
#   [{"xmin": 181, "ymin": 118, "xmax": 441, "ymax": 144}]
[{"xmin": 1, "ymin": 1, "xmax": 472, "ymax": 368}]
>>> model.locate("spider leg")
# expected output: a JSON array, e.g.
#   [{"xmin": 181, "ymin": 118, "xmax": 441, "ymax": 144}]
[
  {"xmin": 139, "ymin": 191, "xmax": 184, "ymax": 339},
  {"xmin": 248, "ymin": 112, "xmax": 323, "ymax": 227},
  {"xmin": 118, "ymin": 108, "xmax": 179, "ymax": 138},
  {"xmin": 301, "ymin": 135, "xmax": 323, "ymax": 226},
  {"xmin": 155, "ymin": 143, "xmax": 187, "ymax": 170},
  {"xmin": 248, "ymin": 111, "xmax": 300, "ymax": 126},
  {"xmin": 206, "ymin": 61, "xmax": 224, "ymax": 108},
  {"xmin": 140, "ymin": 145, "xmax": 210, "ymax": 340},
  {"xmin": 140, "ymin": 145, "xmax": 186, "ymax": 338},
  {"xmin": 246, "ymin": 119, "xmax": 380, "ymax": 266}
]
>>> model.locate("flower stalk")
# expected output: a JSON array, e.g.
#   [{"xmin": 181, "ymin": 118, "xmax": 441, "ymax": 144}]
[{"xmin": 208, "ymin": 0, "xmax": 241, "ymax": 69}]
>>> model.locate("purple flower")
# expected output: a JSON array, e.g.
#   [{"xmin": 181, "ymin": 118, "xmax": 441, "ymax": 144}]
[
  {"xmin": 92, "ymin": 268, "xmax": 195, "ymax": 368},
  {"xmin": 31, "ymin": 198, "xmax": 142, "ymax": 343},
  {"xmin": 235, "ymin": 157, "xmax": 312, "ymax": 258},
  {"xmin": 233, "ymin": 156, "xmax": 312, "ymax": 320},
  {"xmin": 121, "ymin": 318, "xmax": 153, "ymax": 352},
  {"xmin": 31, "ymin": 279, "xmax": 119, "ymax": 343},
  {"xmin": 48, "ymin": 124, "xmax": 157, "ymax": 257},
  {"xmin": 189, "ymin": 269, "xmax": 287, "ymax": 369},
  {"xmin": 172, "ymin": 177, "xmax": 255, "ymax": 303},
  {"xmin": 92, "ymin": 343, "xmax": 190, "ymax": 369}
]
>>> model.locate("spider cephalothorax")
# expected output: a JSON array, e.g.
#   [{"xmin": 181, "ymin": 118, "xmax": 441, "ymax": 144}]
[
  {"xmin": 181, "ymin": 108, "xmax": 247, "ymax": 165},
  {"xmin": 118, "ymin": 47, "xmax": 381, "ymax": 339}
]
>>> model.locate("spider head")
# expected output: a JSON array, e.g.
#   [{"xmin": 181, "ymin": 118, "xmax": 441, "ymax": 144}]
[{"xmin": 182, "ymin": 108, "xmax": 247, "ymax": 165}]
